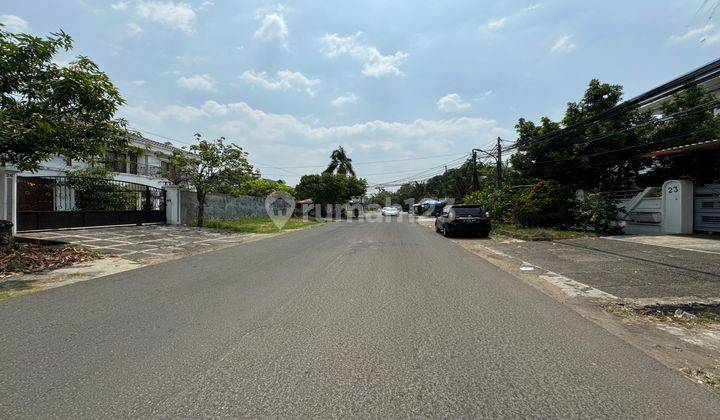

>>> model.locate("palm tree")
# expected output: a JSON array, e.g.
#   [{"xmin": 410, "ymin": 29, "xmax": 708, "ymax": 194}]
[{"xmin": 324, "ymin": 146, "xmax": 356, "ymax": 176}]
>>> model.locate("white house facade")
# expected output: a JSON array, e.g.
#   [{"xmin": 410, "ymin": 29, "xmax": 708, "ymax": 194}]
[{"xmin": 22, "ymin": 134, "xmax": 181, "ymax": 188}]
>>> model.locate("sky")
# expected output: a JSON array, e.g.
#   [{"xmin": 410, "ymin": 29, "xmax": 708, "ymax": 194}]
[{"xmin": 2, "ymin": 0, "xmax": 720, "ymax": 188}]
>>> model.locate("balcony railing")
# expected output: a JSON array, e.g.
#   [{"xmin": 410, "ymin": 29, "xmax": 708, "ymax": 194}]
[{"xmin": 128, "ymin": 163, "xmax": 163, "ymax": 177}]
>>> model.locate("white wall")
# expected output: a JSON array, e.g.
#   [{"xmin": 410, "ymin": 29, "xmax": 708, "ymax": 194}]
[{"xmin": 19, "ymin": 138, "xmax": 175, "ymax": 188}]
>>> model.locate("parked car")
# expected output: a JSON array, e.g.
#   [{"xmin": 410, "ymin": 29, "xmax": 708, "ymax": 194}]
[
  {"xmin": 381, "ymin": 206, "xmax": 400, "ymax": 216},
  {"xmin": 434, "ymin": 204, "xmax": 491, "ymax": 237}
]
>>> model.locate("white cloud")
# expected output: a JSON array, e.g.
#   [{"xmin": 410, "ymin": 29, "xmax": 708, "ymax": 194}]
[
  {"xmin": 331, "ymin": 94, "xmax": 358, "ymax": 107},
  {"xmin": 120, "ymin": 100, "xmax": 511, "ymax": 184},
  {"xmin": 135, "ymin": 1, "xmax": 196, "ymax": 33},
  {"xmin": 482, "ymin": 4, "xmax": 540, "ymax": 31},
  {"xmin": 437, "ymin": 93, "xmax": 471, "ymax": 112},
  {"xmin": 321, "ymin": 32, "xmax": 409, "ymax": 78},
  {"xmin": 122, "ymin": 99, "xmax": 506, "ymax": 148},
  {"xmin": 241, "ymin": 70, "xmax": 320, "ymax": 96},
  {"xmin": 200, "ymin": 1, "xmax": 214, "ymax": 9},
  {"xmin": 254, "ymin": 12, "xmax": 288, "ymax": 45},
  {"xmin": 177, "ymin": 74, "xmax": 215, "ymax": 91},
  {"xmin": 550, "ymin": 35, "xmax": 576, "ymax": 53},
  {"xmin": 668, "ymin": 24, "xmax": 720, "ymax": 45},
  {"xmin": 111, "ymin": 1, "xmax": 130, "ymax": 10},
  {"xmin": 127, "ymin": 22, "xmax": 143, "ymax": 35},
  {"xmin": 486, "ymin": 18, "xmax": 507, "ymax": 29},
  {"xmin": 0, "ymin": 14, "xmax": 29, "ymax": 33}
]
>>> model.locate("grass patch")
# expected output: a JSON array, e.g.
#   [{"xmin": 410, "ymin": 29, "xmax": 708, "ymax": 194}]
[
  {"xmin": 203, "ymin": 217, "xmax": 321, "ymax": 234},
  {"xmin": 492, "ymin": 223, "xmax": 596, "ymax": 241}
]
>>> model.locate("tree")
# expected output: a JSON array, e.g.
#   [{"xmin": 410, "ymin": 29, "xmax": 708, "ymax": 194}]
[
  {"xmin": 323, "ymin": 146, "xmax": 355, "ymax": 176},
  {"xmin": 370, "ymin": 188, "xmax": 393, "ymax": 207},
  {"xmin": 295, "ymin": 173, "xmax": 367, "ymax": 216},
  {"xmin": 0, "ymin": 26, "xmax": 128, "ymax": 171},
  {"xmin": 234, "ymin": 178, "xmax": 295, "ymax": 197},
  {"xmin": 169, "ymin": 134, "xmax": 254, "ymax": 227},
  {"xmin": 638, "ymin": 85, "xmax": 720, "ymax": 185},
  {"xmin": 510, "ymin": 79, "xmax": 648, "ymax": 190}
]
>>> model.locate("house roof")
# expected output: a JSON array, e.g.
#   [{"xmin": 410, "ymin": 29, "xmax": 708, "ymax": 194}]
[
  {"xmin": 641, "ymin": 138, "xmax": 720, "ymax": 158},
  {"xmin": 129, "ymin": 133, "xmax": 184, "ymax": 153}
]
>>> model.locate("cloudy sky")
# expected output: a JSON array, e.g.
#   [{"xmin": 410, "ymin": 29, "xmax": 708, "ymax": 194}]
[{"xmin": 2, "ymin": 0, "xmax": 719, "ymax": 187}]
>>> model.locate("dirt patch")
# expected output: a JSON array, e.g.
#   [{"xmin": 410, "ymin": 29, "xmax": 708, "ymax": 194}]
[
  {"xmin": 681, "ymin": 367, "xmax": 720, "ymax": 388},
  {"xmin": 604, "ymin": 302, "xmax": 720, "ymax": 328},
  {"xmin": 1, "ymin": 243, "xmax": 99, "ymax": 278}
]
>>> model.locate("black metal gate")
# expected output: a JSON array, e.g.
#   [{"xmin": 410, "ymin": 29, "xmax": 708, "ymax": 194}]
[{"xmin": 17, "ymin": 176, "xmax": 166, "ymax": 231}]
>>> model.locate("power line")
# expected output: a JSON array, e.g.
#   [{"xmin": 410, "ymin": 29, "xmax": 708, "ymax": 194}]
[
  {"xmin": 368, "ymin": 155, "xmax": 470, "ymax": 187},
  {"xmin": 502, "ymin": 99, "xmax": 720, "ymax": 153},
  {"xmin": 515, "ymin": 132, "xmax": 704, "ymax": 178},
  {"xmin": 526, "ymin": 57, "xmax": 720, "ymax": 145}
]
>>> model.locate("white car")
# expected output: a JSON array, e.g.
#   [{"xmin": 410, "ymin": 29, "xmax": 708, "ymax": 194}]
[{"xmin": 381, "ymin": 206, "xmax": 400, "ymax": 216}]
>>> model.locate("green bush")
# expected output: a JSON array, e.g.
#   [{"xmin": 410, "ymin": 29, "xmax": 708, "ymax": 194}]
[
  {"xmin": 576, "ymin": 192, "xmax": 620, "ymax": 234},
  {"xmin": 512, "ymin": 180, "xmax": 576, "ymax": 228},
  {"xmin": 463, "ymin": 185, "xmax": 519, "ymax": 223}
]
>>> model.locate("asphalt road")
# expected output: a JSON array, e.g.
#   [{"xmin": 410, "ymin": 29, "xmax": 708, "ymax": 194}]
[{"xmin": 2, "ymin": 217, "xmax": 719, "ymax": 418}]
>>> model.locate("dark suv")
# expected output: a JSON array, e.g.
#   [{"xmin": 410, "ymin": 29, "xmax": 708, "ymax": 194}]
[{"xmin": 434, "ymin": 204, "xmax": 491, "ymax": 237}]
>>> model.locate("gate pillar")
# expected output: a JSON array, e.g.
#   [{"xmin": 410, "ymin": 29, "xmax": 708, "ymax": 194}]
[
  {"xmin": 163, "ymin": 185, "xmax": 181, "ymax": 225},
  {"xmin": 662, "ymin": 179, "xmax": 693, "ymax": 234},
  {"xmin": 0, "ymin": 167, "xmax": 19, "ymax": 235}
]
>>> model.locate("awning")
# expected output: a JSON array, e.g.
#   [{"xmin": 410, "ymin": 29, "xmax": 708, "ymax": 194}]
[{"xmin": 641, "ymin": 138, "xmax": 720, "ymax": 158}]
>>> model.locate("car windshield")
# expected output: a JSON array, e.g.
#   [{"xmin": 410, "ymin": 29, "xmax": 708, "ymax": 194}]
[{"xmin": 452, "ymin": 207, "xmax": 483, "ymax": 217}]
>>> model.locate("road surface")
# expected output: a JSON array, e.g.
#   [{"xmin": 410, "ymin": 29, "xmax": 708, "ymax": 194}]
[{"xmin": 1, "ymin": 217, "xmax": 719, "ymax": 417}]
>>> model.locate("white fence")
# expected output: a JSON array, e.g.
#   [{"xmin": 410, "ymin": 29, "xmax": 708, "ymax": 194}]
[
  {"xmin": 617, "ymin": 180, "xmax": 694, "ymax": 235},
  {"xmin": 617, "ymin": 187, "xmax": 663, "ymax": 235}
]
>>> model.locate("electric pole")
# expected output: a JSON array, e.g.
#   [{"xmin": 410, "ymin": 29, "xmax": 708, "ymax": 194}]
[
  {"xmin": 471, "ymin": 150, "xmax": 478, "ymax": 191},
  {"xmin": 496, "ymin": 136, "xmax": 502, "ymax": 187}
]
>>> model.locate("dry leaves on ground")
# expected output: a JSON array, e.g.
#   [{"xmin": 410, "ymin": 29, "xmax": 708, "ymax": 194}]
[{"xmin": 0, "ymin": 243, "xmax": 99, "ymax": 278}]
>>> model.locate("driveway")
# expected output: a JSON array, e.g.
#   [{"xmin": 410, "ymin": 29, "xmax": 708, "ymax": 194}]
[
  {"xmin": 415, "ymin": 216, "xmax": 720, "ymax": 300},
  {"xmin": 17, "ymin": 225, "xmax": 258, "ymax": 262},
  {"xmin": 1, "ymin": 219, "xmax": 719, "ymax": 417}
]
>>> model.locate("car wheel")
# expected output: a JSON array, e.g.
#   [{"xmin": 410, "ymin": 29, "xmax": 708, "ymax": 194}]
[
  {"xmin": 479, "ymin": 230, "xmax": 490, "ymax": 238},
  {"xmin": 442, "ymin": 226, "xmax": 450, "ymax": 237}
]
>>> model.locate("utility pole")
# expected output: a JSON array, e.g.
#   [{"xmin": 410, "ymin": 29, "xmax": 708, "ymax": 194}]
[
  {"xmin": 496, "ymin": 137, "xmax": 502, "ymax": 187},
  {"xmin": 471, "ymin": 150, "xmax": 478, "ymax": 191}
]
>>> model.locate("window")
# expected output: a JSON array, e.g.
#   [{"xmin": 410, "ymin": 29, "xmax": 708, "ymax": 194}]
[
  {"xmin": 452, "ymin": 207, "xmax": 484, "ymax": 217},
  {"xmin": 106, "ymin": 151, "xmax": 127, "ymax": 173},
  {"xmin": 160, "ymin": 161, "xmax": 177, "ymax": 180},
  {"xmin": 129, "ymin": 153, "xmax": 138, "ymax": 175}
]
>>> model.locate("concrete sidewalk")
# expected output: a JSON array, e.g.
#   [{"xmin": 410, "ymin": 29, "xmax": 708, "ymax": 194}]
[
  {"xmin": 606, "ymin": 234, "xmax": 720, "ymax": 255},
  {"xmin": 18, "ymin": 225, "xmax": 258, "ymax": 262}
]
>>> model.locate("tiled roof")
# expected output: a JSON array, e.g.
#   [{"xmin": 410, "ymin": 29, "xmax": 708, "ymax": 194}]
[{"xmin": 128, "ymin": 133, "xmax": 184, "ymax": 152}]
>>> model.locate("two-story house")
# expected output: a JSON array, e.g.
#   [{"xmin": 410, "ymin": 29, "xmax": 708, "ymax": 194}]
[{"xmin": 22, "ymin": 134, "xmax": 181, "ymax": 188}]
